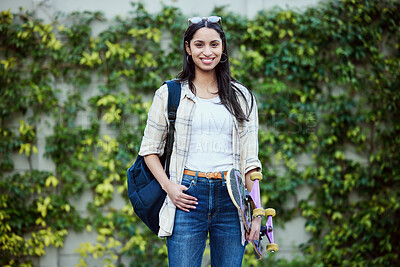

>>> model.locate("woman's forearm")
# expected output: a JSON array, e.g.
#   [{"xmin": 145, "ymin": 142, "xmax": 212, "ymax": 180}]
[
  {"xmin": 144, "ymin": 154, "xmax": 172, "ymax": 191},
  {"xmin": 245, "ymin": 168, "xmax": 258, "ymax": 192}
]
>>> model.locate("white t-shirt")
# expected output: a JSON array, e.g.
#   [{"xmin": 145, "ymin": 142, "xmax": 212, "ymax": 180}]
[{"xmin": 185, "ymin": 95, "xmax": 234, "ymax": 172}]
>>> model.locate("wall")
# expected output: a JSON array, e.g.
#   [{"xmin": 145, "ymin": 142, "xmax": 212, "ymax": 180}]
[
  {"xmin": 1, "ymin": 0, "xmax": 325, "ymax": 266},
  {"xmin": 3, "ymin": 0, "xmax": 324, "ymax": 20}
]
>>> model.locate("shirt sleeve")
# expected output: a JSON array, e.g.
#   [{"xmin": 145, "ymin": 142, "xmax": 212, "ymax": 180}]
[
  {"xmin": 245, "ymin": 94, "xmax": 262, "ymax": 174},
  {"xmin": 138, "ymin": 85, "xmax": 168, "ymax": 157}
]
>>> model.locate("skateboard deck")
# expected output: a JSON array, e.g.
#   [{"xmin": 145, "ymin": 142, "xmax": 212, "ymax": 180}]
[{"xmin": 226, "ymin": 168, "xmax": 278, "ymax": 259}]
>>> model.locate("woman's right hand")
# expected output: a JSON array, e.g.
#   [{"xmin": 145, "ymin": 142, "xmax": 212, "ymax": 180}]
[{"xmin": 164, "ymin": 181, "xmax": 198, "ymax": 212}]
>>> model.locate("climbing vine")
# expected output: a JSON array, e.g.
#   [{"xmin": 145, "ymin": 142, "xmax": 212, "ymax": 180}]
[{"xmin": 1, "ymin": 0, "xmax": 399, "ymax": 266}]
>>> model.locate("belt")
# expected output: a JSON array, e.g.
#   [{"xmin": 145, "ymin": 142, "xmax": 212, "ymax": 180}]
[{"xmin": 183, "ymin": 169, "xmax": 228, "ymax": 179}]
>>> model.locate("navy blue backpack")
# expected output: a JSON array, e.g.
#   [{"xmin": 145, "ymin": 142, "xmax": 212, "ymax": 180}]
[{"xmin": 127, "ymin": 80, "xmax": 181, "ymax": 235}]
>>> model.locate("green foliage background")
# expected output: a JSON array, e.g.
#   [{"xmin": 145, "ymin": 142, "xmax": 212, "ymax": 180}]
[{"xmin": 1, "ymin": 0, "xmax": 399, "ymax": 266}]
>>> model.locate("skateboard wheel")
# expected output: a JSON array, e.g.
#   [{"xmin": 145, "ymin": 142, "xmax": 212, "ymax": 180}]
[
  {"xmin": 250, "ymin": 172, "xmax": 263, "ymax": 181},
  {"xmin": 265, "ymin": 208, "xmax": 276, "ymax": 217},
  {"xmin": 267, "ymin": 243, "xmax": 279, "ymax": 252},
  {"xmin": 253, "ymin": 208, "xmax": 265, "ymax": 217}
]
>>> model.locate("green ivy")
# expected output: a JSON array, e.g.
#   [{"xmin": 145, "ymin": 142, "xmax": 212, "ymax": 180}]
[{"xmin": 1, "ymin": 0, "xmax": 399, "ymax": 266}]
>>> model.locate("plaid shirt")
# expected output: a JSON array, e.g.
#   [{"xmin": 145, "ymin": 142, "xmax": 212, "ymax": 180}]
[{"xmin": 139, "ymin": 80, "xmax": 262, "ymax": 244}]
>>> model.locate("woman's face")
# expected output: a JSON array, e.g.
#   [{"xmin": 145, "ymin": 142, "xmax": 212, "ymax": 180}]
[{"xmin": 185, "ymin": 27, "xmax": 223, "ymax": 73}]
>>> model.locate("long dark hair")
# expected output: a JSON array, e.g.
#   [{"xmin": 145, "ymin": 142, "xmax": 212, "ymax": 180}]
[{"xmin": 177, "ymin": 20, "xmax": 254, "ymax": 123}]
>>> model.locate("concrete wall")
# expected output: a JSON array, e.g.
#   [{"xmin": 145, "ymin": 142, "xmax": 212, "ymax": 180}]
[{"xmin": 1, "ymin": 0, "xmax": 326, "ymax": 266}]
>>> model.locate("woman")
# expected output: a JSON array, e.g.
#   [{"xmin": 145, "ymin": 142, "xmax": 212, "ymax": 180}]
[{"xmin": 139, "ymin": 16, "xmax": 262, "ymax": 267}]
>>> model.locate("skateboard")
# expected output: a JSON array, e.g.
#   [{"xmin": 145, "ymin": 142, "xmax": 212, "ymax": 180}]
[{"xmin": 226, "ymin": 168, "xmax": 279, "ymax": 259}]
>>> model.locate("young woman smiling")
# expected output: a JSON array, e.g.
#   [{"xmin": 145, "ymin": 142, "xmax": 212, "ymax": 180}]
[{"xmin": 138, "ymin": 16, "xmax": 262, "ymax": 267}]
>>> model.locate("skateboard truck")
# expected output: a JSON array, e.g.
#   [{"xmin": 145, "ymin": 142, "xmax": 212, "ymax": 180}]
[{"xmin": 261, "ymin": 208, "xmax": 278, "ymax": 253}]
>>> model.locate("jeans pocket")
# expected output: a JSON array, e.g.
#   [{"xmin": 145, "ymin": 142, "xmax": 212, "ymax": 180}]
[{"xmin": 182, "ymin": 178, "xmax": 195, "ymax": 194}]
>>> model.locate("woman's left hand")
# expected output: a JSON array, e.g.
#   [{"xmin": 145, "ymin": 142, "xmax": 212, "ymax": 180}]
[{"xmin": 246, "ymin": 216, "xmax": 262, "ymax": 241}]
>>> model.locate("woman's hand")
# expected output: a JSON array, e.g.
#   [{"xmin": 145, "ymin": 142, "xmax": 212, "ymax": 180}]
[
  {"xmin": 246, "ymin": 216, "xmax": 262, "ymax": 241},
  {"xmin": 164, "ymin": 181, "xmax": 198, "ymax": 212},
  {"xmin": 143, "ymin": 155, "xmax": 198, "ymax": 212}
]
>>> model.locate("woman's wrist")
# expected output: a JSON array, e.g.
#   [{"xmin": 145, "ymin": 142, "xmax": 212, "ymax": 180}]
[{"xmin": 161, "ymin": 179, "xmax": 173, "ymax": 193}]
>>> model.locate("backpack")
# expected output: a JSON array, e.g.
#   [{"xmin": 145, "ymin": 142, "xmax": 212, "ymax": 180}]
[{"xmin": 127, "ymin": 80, "xmax": 181, "ymax": 235}]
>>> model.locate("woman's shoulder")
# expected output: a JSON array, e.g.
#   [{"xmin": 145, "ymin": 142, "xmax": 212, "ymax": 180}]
[
  {"xmin": 150, "ymin": 83, "xmax": 170, "ymax": 106},
  {"xmin": 155, "ymin": 79, "xmax": 186, "ymax": 96},
  {"xmin": 231, "ymin": 80, "xmax": 254, "ymax": 100},
  {"xmin": 155, "ymin": 82, "xmax": 169, "ymax": 96}
]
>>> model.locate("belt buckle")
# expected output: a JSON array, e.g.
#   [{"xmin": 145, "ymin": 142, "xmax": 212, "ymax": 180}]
[{"xmin": 206, "ymin": 171, "xmax": 220, "ymax": 179}]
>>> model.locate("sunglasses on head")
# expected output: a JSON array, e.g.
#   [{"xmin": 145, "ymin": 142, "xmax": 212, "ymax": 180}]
[{"xmin": 188, "ymin": 16, "xmax": 222, "ymax": 27}]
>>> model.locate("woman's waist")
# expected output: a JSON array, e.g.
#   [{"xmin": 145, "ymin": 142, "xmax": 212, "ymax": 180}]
[{"xmin": 183, "ymin": 169, "xmax": 228, "ymax": 180}]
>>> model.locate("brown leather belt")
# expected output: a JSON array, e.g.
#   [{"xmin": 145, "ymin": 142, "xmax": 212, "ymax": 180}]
[{"xmin": 183, "ymin": 169, "xmax": 228, "ymax": 179}]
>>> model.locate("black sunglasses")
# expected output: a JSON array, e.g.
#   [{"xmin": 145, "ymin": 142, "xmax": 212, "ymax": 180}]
[{"xmin": 188, "ymin": 16, "xmax": 222, "ymax": 27}]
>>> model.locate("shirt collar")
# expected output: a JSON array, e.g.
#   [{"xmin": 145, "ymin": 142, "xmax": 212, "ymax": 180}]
[{"xmin": 180, "ymin": 80, "xmax": 197, "ymax": 101}]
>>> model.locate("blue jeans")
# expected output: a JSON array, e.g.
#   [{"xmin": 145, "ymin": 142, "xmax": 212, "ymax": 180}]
[{"xmin": 167, "ymin": 172, "xmax": 245, "ymax": 267}]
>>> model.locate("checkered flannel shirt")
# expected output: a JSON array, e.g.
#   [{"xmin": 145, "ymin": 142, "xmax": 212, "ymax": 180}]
[{"xmin": 138, "ymin": 80, "xmax": 262, "ymax": 245}]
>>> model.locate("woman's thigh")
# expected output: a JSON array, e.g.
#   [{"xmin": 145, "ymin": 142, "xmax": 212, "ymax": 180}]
[
  {"xmin": 166, "ymin": 176, "xmax": 209, "ymax": 267},
  {"xmin": 209, "ymin": 182, "xmax": 245, "ymax": 266}
]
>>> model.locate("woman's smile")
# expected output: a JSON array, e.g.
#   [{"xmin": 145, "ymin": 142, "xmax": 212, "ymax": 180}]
[{"xmin": 200, "ymin": 57, "xmax": 215, "ymax": 64}]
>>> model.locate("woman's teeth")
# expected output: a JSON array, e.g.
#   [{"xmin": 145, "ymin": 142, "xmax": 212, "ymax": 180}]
[{"xmin": 201, "ymin": 58, "xmax": 214, "ymax": 63}]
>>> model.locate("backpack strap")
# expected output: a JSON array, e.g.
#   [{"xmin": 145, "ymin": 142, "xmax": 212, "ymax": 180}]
[{"xmin": 164, "ymin": 79, "xmax": 181, "ymax": 176}]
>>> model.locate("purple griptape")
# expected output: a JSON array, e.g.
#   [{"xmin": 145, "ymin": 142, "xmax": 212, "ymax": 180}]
[
  {"xmin": 249, "ymin": 180, "xmax": 262, "ymax": 209},
  {"xmin": 266, "ymin": 215, "xmax": 275, "ymax": 244}
]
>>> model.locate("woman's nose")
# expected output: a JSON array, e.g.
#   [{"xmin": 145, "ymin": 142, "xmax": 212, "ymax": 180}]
[{"xmin": 203, "ymin": 46, "xmax": 212, "ymax": 56}]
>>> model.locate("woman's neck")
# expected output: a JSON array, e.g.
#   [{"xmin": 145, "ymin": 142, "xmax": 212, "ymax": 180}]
[{"xmin": 192, "ymin": 71, "xmax": 218, "ymax": 99}]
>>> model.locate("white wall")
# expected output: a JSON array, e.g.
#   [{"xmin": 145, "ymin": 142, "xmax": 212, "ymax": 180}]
[
  {"xmin": 2, "ymin": 0, "xmax": 325, "ymax": 21},
  {"xmin": 0, "ymin": 0, "xmax": 326, "ymax": 266}
]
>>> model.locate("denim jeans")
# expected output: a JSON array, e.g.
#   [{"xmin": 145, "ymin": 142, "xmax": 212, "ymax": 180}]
[{"xmin": 167, "ymin": 172, "xmax": 245, "ymax": 267}]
